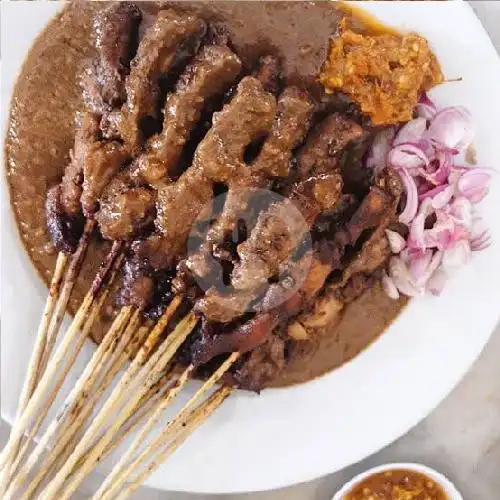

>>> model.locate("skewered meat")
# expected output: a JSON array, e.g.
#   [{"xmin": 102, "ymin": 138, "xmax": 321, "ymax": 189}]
[
  {"xmin": 135, "ymin": 43, "xmax": 242, "ymax": 184},
  {"xmin": 135, "ymin": 76, "xmax": 276, "ymax": 269},
  {"xmin": 295, "ymin": 113, "xmax": 365, "ymax": 179},
  {"xmin": 76, "ymin": 114, "xmax": 129, "ymax": 217},
  {"xmin": 119, "ymin": 10, "xmax": 207, "ymax": 150},
  {"xmin": 232, "ymin": 336, "xmax": 286, "ymax": 392},
  {"xmin": 45, "ymin": 185, "xmax": 84, "ymax": 254},
  {"xmin": 190, "ymin": 313, "xmax": 279, "ymax": 366},
  {"xmin": 95, "ymin": 170, "xmax": 155, "ymax": 241},
  {"xmin": 81, "ymin": 3, "xmax": 142, "ymax": 112}
]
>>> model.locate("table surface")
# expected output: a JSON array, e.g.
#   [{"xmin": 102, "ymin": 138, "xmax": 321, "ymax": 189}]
[{"xmin": 2, "ymin": 2, "xmax": 500, "ymax": 499}]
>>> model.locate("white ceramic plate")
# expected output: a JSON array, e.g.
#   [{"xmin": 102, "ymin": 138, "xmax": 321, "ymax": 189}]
[{"xmin": 2, "ymin": 1, "xmax": 500, "ymax": 494}]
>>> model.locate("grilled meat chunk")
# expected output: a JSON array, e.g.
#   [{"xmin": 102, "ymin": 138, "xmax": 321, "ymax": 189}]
[
  {"xmin": 233, "ymin": 336, "xmax": 286, "ymax": 392},
  {"xmin": 137, "ymin": 76, "xmax": 276, "ymax": 269},
  {"xmin": 136, "ymin": 44, "xmax": 242, "ymax": 184},
  {"xmin": 296, "ymin": 113, "xmax": 365, "ymax": 179},
  {"xmin": 81, "ymin": 3, "xmax": 142, "ymax": 112},
  {"xmin": 75, "ymin": 113, "xmax": 129, "ymax": 217},
  {"xmin": 45, "ymin": 184, "xmax": 84, "ymax": 254},
  {"xmin": 96, "ymin": 171, "xmax": 155, "ymax": 241},
  {"xmin": 190, "ymin": 313, "xmax": 279, "ymax": 366},
  {"xmin": 120, "ymin": 10, "xmax": 206, "ymax": 150}
]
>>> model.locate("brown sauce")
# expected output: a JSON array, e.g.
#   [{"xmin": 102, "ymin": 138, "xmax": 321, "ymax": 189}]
[
  {"xmin": 346, "ymin": 469, "xmax": 448, "ymax": 500},
  {"xmin": 4, "ymin": 1, "xmax": 407, "ymax": 387}
]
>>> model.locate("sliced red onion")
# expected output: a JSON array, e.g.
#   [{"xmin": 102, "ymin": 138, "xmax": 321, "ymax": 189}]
[
  {"xmin": 426, "ymin": 268, "xmax": 447, "ymax": 296},
  {"xmin": 408, "ymin": 249, "xmax": 433, "ymax": 284},
  {"xmin": 385, "ymin": 229, "xmax": 406, "ymax": 254},
  {"xmin": 417, "ymin": 92, "xmax": 437, "ymax": 120},
  {"xmin": 470, "ymin": 229, "xmax": 492, "ymax": 251},
  {"xmin": 382, "ymin": 271, "xmax": 400, "ymax": 300},
  {"xmin": 457, "ymin": 168, "xmax": 492, "ymax": 204},
  {"xmin": 389, "ymin": 143, "xmax": 429, "ymax": 171},
  {"xmin": 418, "ymin": 149, "xmax": 452, "ymax": 186},
  {"xmin": 442, "ymin": 239, "xmax": 472, "ymax": 271},
  {"xmin": 397, "ymin": 168, "xmax": 419, "ymax": 224},
  {"xmin": 388, "ymin": 256, "xmax": 421, "ymax": 297},
  {"xmin": 426, "ymin": 106, "xmax": 474, "ymax": 152},
  {"xmin": 449, "ymin": 197, "xmax": 473, "ymax": 229},
  {"xmin": 366, "ymin": 128, "xmax": 395, "ymax": 169},
  {"xmin": 393, "ymin": 118, "xmax": 427, "ymax": 146},
  {"xmin": 418, "ymin": 184, "xmax": 455, "ymax": 209}
]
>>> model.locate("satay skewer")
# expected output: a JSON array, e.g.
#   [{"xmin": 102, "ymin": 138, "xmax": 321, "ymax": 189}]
[
  {"xmin": 0, "ymin": 239, "xmax": 122, "ymax": 495},
  {"xmin": 94, "ymin": 351, "xmax": 239, "ymax": 500},
  {"xmin": 0, "ymin": 221, "xmax": 95, "ymax": 486},
  {"xmin": 17, "ymin": 310, "xmax": 146, "ymax": 500},
  {"xmin": 111, "ymin": 386, "xmax": 234, "ymax": 500},
  {"xmin": 37, "ymin": 304, "xmax": 196, "ymax": 499},
  {"xmin": 7, "ymin": 275, "xmax": 115, "ymax": 483}
]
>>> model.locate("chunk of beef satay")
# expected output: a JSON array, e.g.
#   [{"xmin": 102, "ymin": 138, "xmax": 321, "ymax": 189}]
[
  {"xmin": 134, "ymin": 76, "xmax": 276, "ymax": 270},
  {"xmin": 186, "ymin": 86, "xmax": 314, "ymax": 286},
  {"xmin": 120, "ymin": 10, "xmax": 206, "ymax": 151},
  {"xmin": 94, "ymin": 2, "xmax": 143, "ymax": 105},
  {"xmin": 75, "ymin": 113, "xmax": 129, "ymax": 217},
  {"xmin": 95, "ymin": 169, "xmax": 156, "ymax": 241},
  {"xmin": 45, "ymin": 184, "xmax": 85, "ymax": 254},
  {"xmin": 135, "ymin": 43, "xmax": 242, "ymax": 185},
  {"xmin": 294, "ymin": 113, "xmax": 365, "ymax": 180},
  {"xmin": 81, "ymin": 3, "xmax": 143, "ymax": 113}
]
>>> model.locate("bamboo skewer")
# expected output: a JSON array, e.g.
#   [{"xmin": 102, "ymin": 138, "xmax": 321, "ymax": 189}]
[
  {"xmin": 116, "ymin": 386, "xmax": 233, "ymax": 500},
  {"xmin": 14, "ymin": 308, "xmax": 141, "ymax": 500},
  {"xmin": 4, "ymin": 305, "xmax": 135, "ymax": 500},
  {"xmin": 38, "ymin": 305, "xmax": 197, "ymax": 499},
  {"xmin": 0, "ymin": 222, "xmax": 95, "ymax": 485},
  {"xmin": 95, "ymin": 352, "xmax": 239, "ymax": 500},
  {"xmin": 7, "ymin": 281, "xmax": 113, "ymax": 482},
  {"xmin": 1, "ymin": 242, "xmax": 124, "ymax": 499}
]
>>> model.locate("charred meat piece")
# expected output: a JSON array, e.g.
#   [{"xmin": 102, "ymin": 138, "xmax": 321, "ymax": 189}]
[
  {"xmin": 94, "ymin": 2, "xmax": 143, "ymax": 106},
  {"xmin": 76, "ymin": 113, "xmax": 129, "ymax": 217},
  {"xmin": 231, "ymin": 173, "xmax": 342, "ymax": 291},
  {"xmin": 136, "ymin": 44, "xmax": 242, "ymax": 184},
  {"xmin": 45, "ymin": 185, "xmax": 84, "ymax": 254},
  {"xmin": 120, "ymin": 10, "xmax": 207, "ymax": 150},
  {"xmin": 190, "ymin": 313, "xmax": 279, "ymax": 366},
  {"xmin": 295, "ymin": 113, "xmax": 365, "ymax": 179},
  {"xmin": 95, "ymin": 171, "xmax": 155, "ymax": 241},
  {"xmin": 81, "ymin": 3, "xmax": 142, "ymax": 112},
  {"xmin": 119, "ymin": 257, "xmax": 154, "ymax": 310},
  {"xmin": 144, "ymin": 76, "xmax": 276, "ymax": 268},
  {"xmin": 232, "ymin": 336, "xmax": 286, "ymax": 392}
]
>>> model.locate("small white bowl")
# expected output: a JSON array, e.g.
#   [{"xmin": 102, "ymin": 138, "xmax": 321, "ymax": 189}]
[{"xmin": 332, "ymin": 462, "xmax": 463, "ymax": 500}]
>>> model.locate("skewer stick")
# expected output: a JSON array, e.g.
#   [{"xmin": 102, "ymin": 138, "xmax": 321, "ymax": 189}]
[
  {"xmin": 6, "ymin": 305, "xmax": 136, "ymax": 500},
  {"xmin": 7, "ymin": 281, "xmax": 112, "ymax": 481},
  {"xmin": 95, "ymin": 352, "xmax": 239, "ymax": 500},
  {"xmin": 74, "ymin": 362, "xmax": 174, "ymax": 475},
  {"xmin": 18, "ymin": 307, "xmax": 141, "ymax": 500},
  {"xmin": 39, "ymin": 306, "xmax": 196, "ymax": 500},
  {"xmin": 93, "ymin": 365, "xmax": 194, "ymax": 500},
  {"xmin": 117, "ymin": 386, "xmax": 233, "ymax": 500},
  {"xmin": 37, "ymin": 220, "xmax": 96, "ymax": 387},
  {"xmin": 1, "ymin": 242, "xmax": 123, "ymax": 498},
  {"xmin": 0, "ymin": 223, "xmax": 96, "ymax": 479}
]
